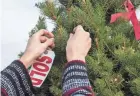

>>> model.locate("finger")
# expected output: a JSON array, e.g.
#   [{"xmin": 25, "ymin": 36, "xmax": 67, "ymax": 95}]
[
  {"xmin": 88, "ymin": 38, "xmax": 92, "ymax": 48},
  {"xmin": 73, "ymin": 25, "xmax": 81, "ymax": 33},
  {"xmin": 73, "ymin": 25, "xmax": 83, "ymax": 32},
  {"xmin": 69, "ymin": 33, "xmax": 74, "ymax": 39},
  {"xmin": 36, "ymin": 29, "xmax": 46, "ymax": 36},
  {"xmin": 44, "ymin": 30, "xmax": 54, "ymax": 38},
  {"xmin": 36, "ymin": 29, "xmax": 54, "ymax": 38},
  {"xmin": 89, "ymin": 38, "xmax": 92, "ymax": 44},
  {"xmin": 85, "ymin": 32, "xmax": 90, "ymax": 38},
  {"xmin": 47, "ymin": 42, "xmax": 55, "ymax": 49},
  {"xmin": 75, "ymin": 25, "xmax": 84, "ymax": 34},
  {"xmin": 47, "ymin": 47, "xmax": 52, "ymax": 50},
  {"xmin": 42, "ymin": 38, "xmax": 54, "ymax": 48},
  {"xmin": 40, "ymin": 36, "xmax": 47, "ymax": 43},
  {"xmin": 50, "ymin": 43, "xmax": 55, "ymax": 49},
  {"xmin": 73, "ymin": 27, "xmax": 77, "ymax": 33}
]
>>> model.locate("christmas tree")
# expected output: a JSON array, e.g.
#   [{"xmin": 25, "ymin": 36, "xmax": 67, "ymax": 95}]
[{"xmin": 27, "ymin": 0, "xmax": 140, "ymax": 96}]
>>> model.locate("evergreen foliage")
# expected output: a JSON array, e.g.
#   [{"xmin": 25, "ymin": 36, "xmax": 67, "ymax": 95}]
[{"xmin": 27, "ymin": 0, "xmax": 140, "ymax": 95}]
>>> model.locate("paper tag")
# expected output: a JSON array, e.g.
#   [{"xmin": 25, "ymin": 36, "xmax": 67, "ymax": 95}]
[{"xmin": 29, "ymin": 50, "xmax": 55, "ymax": 87}]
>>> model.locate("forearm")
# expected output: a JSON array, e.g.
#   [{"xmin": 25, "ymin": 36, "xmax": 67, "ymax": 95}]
[
  {"xmin": 1, "ymin": 60, "xmax": 34, "ymax": 96},
  {"xmin": 62, "ymin": 60, "xmax": 94, "ymax": 96}
]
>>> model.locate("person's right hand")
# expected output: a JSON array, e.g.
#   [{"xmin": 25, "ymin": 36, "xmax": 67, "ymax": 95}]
[
  {"xmin": 20, "ymin": 29, "xmax": 55, "ymax": 68},
  {"xmin": 66, "ymin": 25, "xmax": 92, "ymax": 62}
]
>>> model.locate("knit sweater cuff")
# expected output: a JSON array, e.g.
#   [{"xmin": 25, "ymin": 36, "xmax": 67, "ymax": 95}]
[
  {"xmin": 1, "ymin": 60, "xmax": 34, "ymax": 96},
  {"xmin": 62, "ymin": 61, "xmax": 93, "ymax": 96},
  {"xmin": 65, "ymin": 60, "xmax": 86, "ymax": 68}
]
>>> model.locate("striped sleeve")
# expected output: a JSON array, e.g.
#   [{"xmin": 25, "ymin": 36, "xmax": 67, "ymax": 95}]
[
  {"xmin": 1, "ymin": 60, "xmax": 34, "ymax": 96},
  {"xmin": 62, "ymin": 60, "xmax": 94, "ymax": 96}
]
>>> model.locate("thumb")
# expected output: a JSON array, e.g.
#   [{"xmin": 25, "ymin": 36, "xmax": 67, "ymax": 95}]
[{"xmin": 42, "ymin": 38, "xmax": 54, "ymax": 48}]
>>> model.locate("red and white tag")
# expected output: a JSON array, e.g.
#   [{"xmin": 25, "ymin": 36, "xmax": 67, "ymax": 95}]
[{"xmin": 29, "ymin": 50, "xmax": 55, "ymax": 87}]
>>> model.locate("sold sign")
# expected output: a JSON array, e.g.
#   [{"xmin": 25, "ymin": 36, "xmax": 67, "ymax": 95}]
[{"xmin": 29, "ymin": 50, "xmax": 55, "ymax": 87}]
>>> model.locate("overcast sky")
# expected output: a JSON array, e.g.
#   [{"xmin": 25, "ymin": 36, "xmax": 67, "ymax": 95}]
[
  {"xmin": 0, "ymin": 0, "xmax": 2, "ymax": 70},
  {"xmin": 1, "ymin": 0, "xmax": 55, "ymax": 71}
]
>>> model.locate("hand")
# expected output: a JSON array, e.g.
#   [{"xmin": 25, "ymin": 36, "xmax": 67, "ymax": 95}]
[
  {"xmin": 20, "ymin": 29, "xmax": 55, "ymax": 68},
  {"xmin": 66, "ymin": 25, "xmax": 91, "ymax": 62}
]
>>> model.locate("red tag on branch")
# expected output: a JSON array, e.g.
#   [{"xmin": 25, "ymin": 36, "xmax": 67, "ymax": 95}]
[{"xmin": 110, "ymin": 0, "xmax": 140, "ymax": 40}]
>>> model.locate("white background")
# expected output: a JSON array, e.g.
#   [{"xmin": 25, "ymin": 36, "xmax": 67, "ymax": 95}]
[{"xmin": 0, "ymin": 0, "xmax": 2, "ymax": 71}]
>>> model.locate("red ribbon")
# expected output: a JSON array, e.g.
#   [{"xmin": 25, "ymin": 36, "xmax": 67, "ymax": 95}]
[{"xmin": 110, "ymin": 0, "xmax": 140, "ymax": 40}]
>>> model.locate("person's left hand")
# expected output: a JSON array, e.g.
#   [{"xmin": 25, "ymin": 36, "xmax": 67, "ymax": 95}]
[{"xmin": 20, "ymin": 29, "xmax": 55, "ymax": 68}]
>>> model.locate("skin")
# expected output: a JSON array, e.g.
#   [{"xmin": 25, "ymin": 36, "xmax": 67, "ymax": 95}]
[
  {"xmin": 20, "ymin": 25, "xmax": 91, "ymax": 68},
  {"xmin": 66, "ymin": 25, "xmax": 91, "ymax": 62},
  {"xmin": 20, "ymin": 29, "xmax": 55, "ymax": 68}
]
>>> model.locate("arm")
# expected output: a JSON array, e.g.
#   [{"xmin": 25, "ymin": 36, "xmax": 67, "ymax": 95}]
[
  {"xmin": 62, "ymin": 25, "xmax": 94, "ymax": 96},
  {"xmin": 1, "ymin": 30, "xmax": 55, "ymax": 96},
  {"xmin": 1, "ymin": 60, "xmax": 34, "ymax": 96},
  {"xmin": 62, "ymin": 60, "xmax": 94, "ymax": 96}
]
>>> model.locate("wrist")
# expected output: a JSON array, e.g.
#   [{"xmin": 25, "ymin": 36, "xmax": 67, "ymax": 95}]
[
  {"xmin": 20, "ymin": 53, "xmax": 34, "ymax": 68},
  {"xmin": 67, "ymin": 56, "xmax": 85, "ymax": 62}
]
